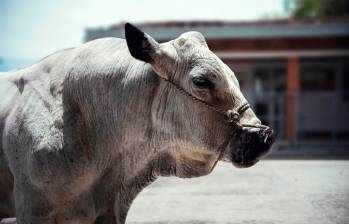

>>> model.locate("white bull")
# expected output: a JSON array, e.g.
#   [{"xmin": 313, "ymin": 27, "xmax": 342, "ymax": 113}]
[{"xmin": 0, "ymin": 23, "xmax": 274, "ymax": 224}]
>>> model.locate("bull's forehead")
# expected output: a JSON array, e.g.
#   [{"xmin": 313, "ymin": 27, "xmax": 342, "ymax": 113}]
[
  {"xmin": 164, "ymin": 32, "xmax": 240, "ymax": 91},
  {"xmin": 191, "ymin": 54, "xmax": 226, "ymax": 77},
  {"xmin": 171, "ymin": 35, "xmax": 242, "ymax": 104},
  {"xmin": 182, "ymin": 47, "xmax": 239, "ymax": 88},
  {"xmin": 172, "ymin": 36, "xmax": 231, "ymax": 74}
]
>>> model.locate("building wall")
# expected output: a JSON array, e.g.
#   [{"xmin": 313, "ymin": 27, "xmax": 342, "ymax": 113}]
[{"xmin": 224, "ymin": 57, "xmax": 349, "ymax": 145}]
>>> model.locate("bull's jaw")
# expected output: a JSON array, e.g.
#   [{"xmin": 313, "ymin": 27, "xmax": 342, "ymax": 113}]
[{"xmin": 154, "ymin": 151, "xmax": 218, "ymax": 178}]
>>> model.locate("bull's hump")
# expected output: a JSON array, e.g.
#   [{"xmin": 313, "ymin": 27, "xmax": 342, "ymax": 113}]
[{"xmin": 66, "ymin": 37, "xmax": 139, "ymax": 78}]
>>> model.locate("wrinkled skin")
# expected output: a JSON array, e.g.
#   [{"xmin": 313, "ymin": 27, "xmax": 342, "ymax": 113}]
[{"xmin": 0, "ymin": 23, "xmax": 273, "ymax": 223}]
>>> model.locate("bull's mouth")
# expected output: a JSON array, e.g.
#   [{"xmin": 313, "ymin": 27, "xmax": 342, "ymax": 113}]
[
  {"xmin": 230, "ymin": 147, "xmax": 261, "ymax": 168},
  {"xmin": 232, "ymin": 158, "xmax": 260, "ymax": 168}
]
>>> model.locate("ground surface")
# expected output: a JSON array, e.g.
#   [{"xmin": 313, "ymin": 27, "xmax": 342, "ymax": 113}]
[{"xmin": 126, "ymin": 160, "xmax": 349, "ymax": 224}]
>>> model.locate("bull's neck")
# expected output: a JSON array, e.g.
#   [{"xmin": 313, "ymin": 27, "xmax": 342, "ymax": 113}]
[
  {"xmin": 66, "ymin": 60, "xmax": 161, "ymax": 173},
  {"xmin": 64, "ymin": 59, "xmax": 221, "ymax": 223},
  {"xmin": 62, "ymin": 60, "xmax": 163, "ymax": 223}
]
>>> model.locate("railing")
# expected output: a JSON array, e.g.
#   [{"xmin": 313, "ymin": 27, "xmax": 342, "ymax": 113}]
[{"xmin": 248, "ymin": 91, "xmax": 349, "ymax": 149}]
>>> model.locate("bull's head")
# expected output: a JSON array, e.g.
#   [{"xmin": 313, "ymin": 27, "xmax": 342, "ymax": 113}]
[{"xmin": 124, "ymin": 23, "xmax": 274, "ymax": 175}]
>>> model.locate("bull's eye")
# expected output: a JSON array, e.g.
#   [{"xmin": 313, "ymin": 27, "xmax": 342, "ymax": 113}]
[{"xmin": 192, "ymin": 77, "xmax": 214, "ymax": 89}]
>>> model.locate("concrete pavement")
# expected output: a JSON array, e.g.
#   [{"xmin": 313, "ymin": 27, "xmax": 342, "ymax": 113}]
[{"xmin": 126, "ymin": 160, "xmax": 349, "ymax": 224}]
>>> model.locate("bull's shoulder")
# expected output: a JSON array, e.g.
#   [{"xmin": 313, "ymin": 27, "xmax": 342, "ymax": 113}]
[
  {"xmin": 2, "ymin": 37, "xmax": 128, "ymax": 151},
  {"xmin": 1, "ymin": 59, "xmax": 65, "ymax": 156},
  {"xmin": 3, "ymin": 77, "xmax": 64, "ymax": 153}
]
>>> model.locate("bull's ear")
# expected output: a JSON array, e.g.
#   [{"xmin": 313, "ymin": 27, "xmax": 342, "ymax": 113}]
[{"xmin": 125, "ymin": 23, "xmax": 159, "ymax": 63}]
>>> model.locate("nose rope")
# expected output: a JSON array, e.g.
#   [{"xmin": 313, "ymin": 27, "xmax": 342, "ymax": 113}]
[{"xmin": 226, "ymin": 106, "xmax": 273, "ymax": 143}]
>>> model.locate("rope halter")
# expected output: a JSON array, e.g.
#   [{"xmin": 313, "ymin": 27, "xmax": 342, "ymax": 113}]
[{"xmin": 158, "ymin": 75, "xmax": 273, "ymax": 142}]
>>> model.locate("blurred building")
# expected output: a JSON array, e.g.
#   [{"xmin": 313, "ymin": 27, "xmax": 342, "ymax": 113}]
[{"xmin": 85, "ymin": 18, "xmax": 349, "ymax": 151}]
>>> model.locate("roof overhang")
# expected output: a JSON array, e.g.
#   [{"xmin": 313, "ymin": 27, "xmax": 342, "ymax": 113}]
[
  {"xmin": 136, "ymin": 23, "xmax": 349, "ymax": 39},
  {"xmin": 85, "ymin": 19, "xmax": 349, "ymax": 42}
]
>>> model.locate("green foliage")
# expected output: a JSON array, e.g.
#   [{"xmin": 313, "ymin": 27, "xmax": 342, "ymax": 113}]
[{"xmin": 291, "ymin": 0, "xmax": 349, "ymax": 19}]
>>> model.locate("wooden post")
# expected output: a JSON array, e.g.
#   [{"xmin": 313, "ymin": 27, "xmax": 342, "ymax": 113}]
[{"xmin": 285, "ymin": 57, "xmax": 300, "ymax": 141}]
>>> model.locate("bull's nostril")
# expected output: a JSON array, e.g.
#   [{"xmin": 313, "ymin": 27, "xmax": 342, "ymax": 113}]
[
  {"xmin": 256, "ymin": 129, "xmax": 273, "ymax": 145},
  {"xmin": 263, "ymin": 135, "xmax": 269, "ymax": 143},
  {"xmin": 266, "ymin": 130, "xmax": 275, "ymax": 143}
]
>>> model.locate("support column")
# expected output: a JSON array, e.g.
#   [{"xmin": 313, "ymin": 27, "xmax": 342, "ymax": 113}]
[{"xmin": 285, "ymin": 57, "xmax": 300, "ymax": 142}]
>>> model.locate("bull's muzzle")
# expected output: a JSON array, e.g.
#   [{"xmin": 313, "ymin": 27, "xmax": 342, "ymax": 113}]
[{"xmin": 230, "ymin": 128, "xmax": 275, "ymax": 168}]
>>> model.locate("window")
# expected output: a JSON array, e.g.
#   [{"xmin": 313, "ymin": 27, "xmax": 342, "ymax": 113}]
[
  {"xmin": 301, "ymin": 67, "xmax": 335, "ymax": 91},
  {"xmin": 254, "ymin": 67, "xmax": 285, "ymax": 93}
]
